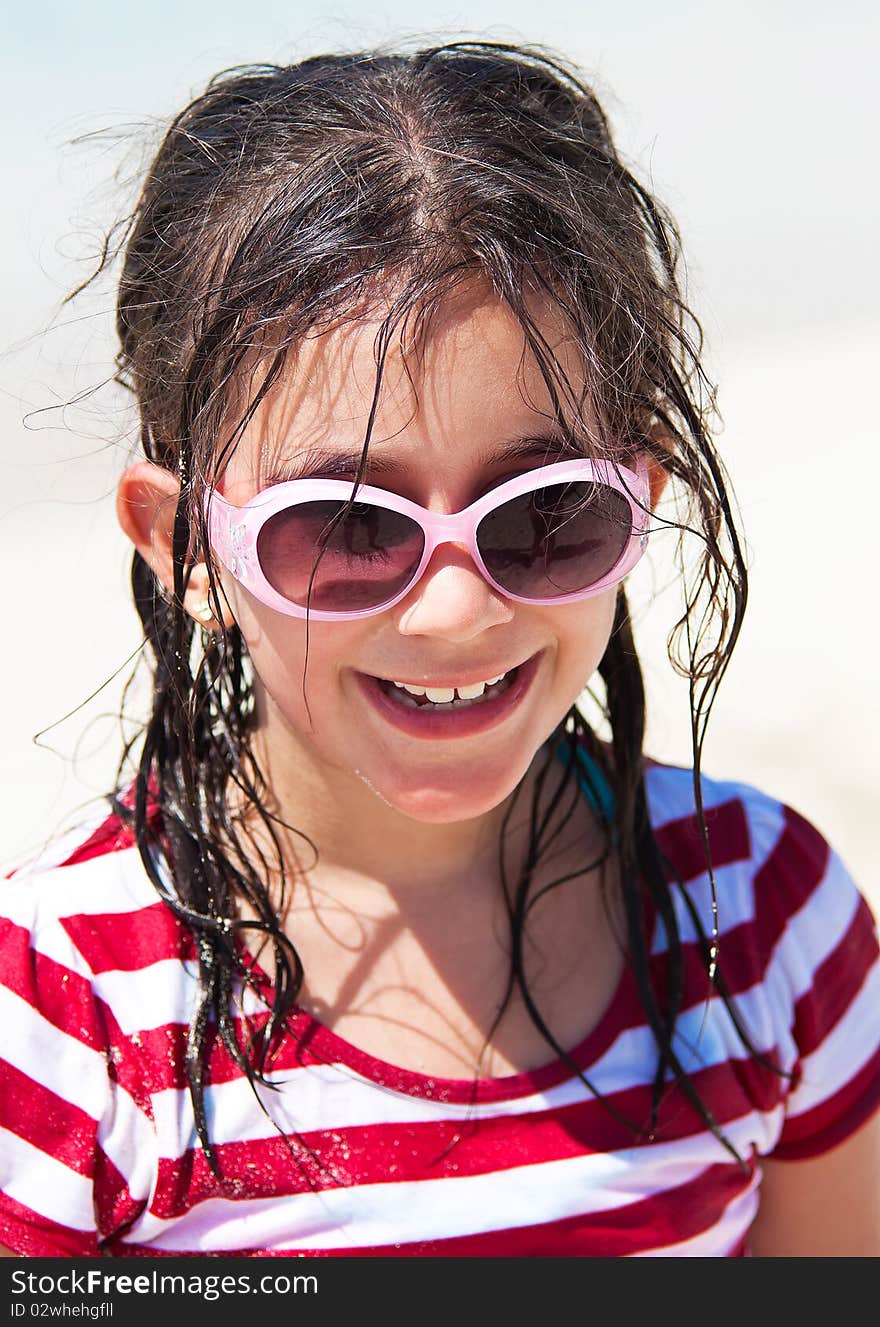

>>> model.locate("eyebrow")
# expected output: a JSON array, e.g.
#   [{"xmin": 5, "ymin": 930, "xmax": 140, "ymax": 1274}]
[{"xmin": 264, "ymin": 431, "xmax": 590, "ymax": 484}]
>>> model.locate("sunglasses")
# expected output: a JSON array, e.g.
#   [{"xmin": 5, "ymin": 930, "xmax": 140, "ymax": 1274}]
[{"xmin": 206, "ymin": 457, "xmax": 651, "ymax": 621}]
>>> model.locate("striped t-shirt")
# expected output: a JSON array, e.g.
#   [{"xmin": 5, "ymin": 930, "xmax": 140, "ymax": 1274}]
[{"xmin": 1, "ymin": 761, "xmax": 878, "ymax": 1257}]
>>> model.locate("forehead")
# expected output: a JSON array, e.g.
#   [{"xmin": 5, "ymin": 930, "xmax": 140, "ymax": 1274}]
[{"xmin": 222, "ymin": 279, "xmax": 592, "ymax": 491}]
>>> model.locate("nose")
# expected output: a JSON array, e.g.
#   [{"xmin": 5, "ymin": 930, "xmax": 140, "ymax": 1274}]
[{"xmin": 393, "ymin": 541, "xmax": 514, "ymax": 641}]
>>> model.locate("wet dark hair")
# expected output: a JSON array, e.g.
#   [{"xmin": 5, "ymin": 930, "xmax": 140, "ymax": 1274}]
[{"xmin": 88, "ymin": 38, "xmax": 775, "ymax": 1171}]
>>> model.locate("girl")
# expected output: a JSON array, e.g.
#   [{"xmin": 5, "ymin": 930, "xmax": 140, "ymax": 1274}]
[{"xmin": 1, "ymin": 39, "xmax": 877, "ymax": 1259}]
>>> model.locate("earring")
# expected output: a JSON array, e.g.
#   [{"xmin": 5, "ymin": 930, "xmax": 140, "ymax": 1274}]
[{"xmin": 194, "ymin": 601, "xmax": 214, "ymax": 623}]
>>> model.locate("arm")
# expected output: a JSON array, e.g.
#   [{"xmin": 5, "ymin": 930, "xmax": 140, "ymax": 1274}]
[{"xmin": 749, "ymin": 1110, "xmax": 880, "ymax": 1256}]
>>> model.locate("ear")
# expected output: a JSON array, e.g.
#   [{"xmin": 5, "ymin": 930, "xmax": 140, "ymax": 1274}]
[
  {"xmin": 646, "ymin": 457, "xmax": 670, "ymax": 509},
  {"xmin": 643, "ymin": 424, "xmax": 674, "ymax": 508},
  {"xmin": 115, "ymin": 461, "xmax": 234, "ymax": 630}
]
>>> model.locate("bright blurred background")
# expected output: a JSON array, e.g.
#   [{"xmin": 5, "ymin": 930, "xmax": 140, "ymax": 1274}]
[{"xmin": 2, "ymin": 2, "xmax": 877, "ymax": 909}]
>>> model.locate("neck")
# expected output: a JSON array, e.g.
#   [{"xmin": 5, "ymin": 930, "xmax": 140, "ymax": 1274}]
[{"xmin": 228, "ymin": 728, "xmax": 597, "ymax": 923}]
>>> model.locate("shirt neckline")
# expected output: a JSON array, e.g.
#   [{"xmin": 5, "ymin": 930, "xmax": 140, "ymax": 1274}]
[{"xmin": 236, "ymin": 740, "xmax": 655, "ymax": 1105}]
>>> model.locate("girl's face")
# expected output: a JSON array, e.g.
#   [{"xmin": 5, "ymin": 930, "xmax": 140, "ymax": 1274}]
[{"xmin": 213, "ymin": 281, "xmax": 625, "ymax": 826}]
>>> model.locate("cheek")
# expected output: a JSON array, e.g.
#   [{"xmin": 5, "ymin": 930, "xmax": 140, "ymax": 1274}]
[
  {"xmin": 550, "ymin": 590, "xmax": 618, "ymax": 692},
  {"xmin": 226, "ymin": 583, "xmax": 363, "ymax": 724}
]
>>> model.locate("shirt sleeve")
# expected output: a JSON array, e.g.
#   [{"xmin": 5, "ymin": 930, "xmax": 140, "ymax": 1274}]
[
  {"xmin": 751, "ymin": 802, "xmax": 880, "ymax": 1161},
  {"xmin": 0, "ymin": 869, "xmax": 148, "ymax": 1255}
]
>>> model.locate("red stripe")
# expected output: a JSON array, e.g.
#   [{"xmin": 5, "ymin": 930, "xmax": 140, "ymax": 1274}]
[
  {"xmin": 58, "ymin": 775, "xmax": 162, "ymax": 871},
  {"xmin": 657, "ymin": 803, "xmax": 837, "ymax": 1009},
  {"xmin": 0, "ymin": 917, "xmax": 159, "ymax": 1120},
  {"xmin": 94, "ymin": 1145, "xmax": 146, "ymax": 1241},
  {"xmin": 95, "ymin": 894, "xmax": 798, "ymax": 1103},
  {"xmin": 59, "ymin": 807, "xmax": 138, "ymax": 869},
  {"xmin": 752, "ymin": 804, "xmax": 830, "ymax": 924},
  {"xmin": 695, "ymin": 807, "xmax": 837, "ymax": 1009},
  {"xmin": 102, "ymin": 966, "xmax": 648, "ymax": 1100},
  {"xmin": 0, "ymin": 916, "xmax": 105, "ymax": 1051},
  {"xmin": 0, "ymin": 1069, "xmax": 145, "ymax": 1242},
  {"xmin": 0, "ymin": 1192, "xmax": 98, "ymax": 1257},
  {"xmin": 92, "ymin": 1015, "xmax": 269, "ymax": 1104},
  {"xmin": 108, "ymin": 1020, "xmax": 189, "ymax": 1106},
  {"xmin": 771, "ymin": 1045, "xmax": 880, "ymax": 1159},
  {"xmin": 790, "ymin": 895, "xmax": 879, "ymax": 1058},
  {"xmin": 119, "ymin": 1160, "xmax": 754, "ymax": 1258},
  {"xmin": 654, "ymin": 798, "xmax": 751, "ymax": 885},
  {"xmin": 147, "ymin": 1053, "xmax": 779, "ymax": 1218},
  {"xmin": 0, "ymin": 1060, "xmax": 98, "ymax": 1176},
  {"xmin": 60, "ymin": 900, "xmax": 195, "ymax": 974}
]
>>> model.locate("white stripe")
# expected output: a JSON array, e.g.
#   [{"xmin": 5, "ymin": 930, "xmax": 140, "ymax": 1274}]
[
  {"xmin": 124, "ymin": 1111, "xmax": 761, "ymax": 1252},
  {"xmin": 0, "ymin": 848, "xmax": 163, "ymax": 983},
  {"xmin": 639, "ymin": 759, "xmax": 785, "ymax": 838},
  {"xmin": 785, "ymin": 963, "xmax": 880, "ymax": 1119},
  {"xmin": 652, "ymin": 857, "xmax": 758, "ymax": 954},
  {"xmin": 770, "ymin": 850, "xmax": 865, "ymax": 1001},
  {"xmin": 1, "ymin": 803, "xmax": 112, "ymax": 879},
  {"xmin": 0, "ymin": 897, "xmax": 95, "ymax": 981},
  {"xmin": 92, "ymin": 960, "xmax": 264, "ymax": 1038},
  {"xmin": 149, "ymin": 1060, "xmax": 614, "ymax": 1156},
  {"xmin": 0, "ymin": 984, "xmax": 109, "ymax": 1118},
  {"xmin": 650, "ymin": 795, "xmax": 860, "ymax": 961},
  {"xmin": 148, "ymin": 1019, "xmax": 682, "ymax": 1154},
  {"xmin": 90, "ymin": 959, "xmax": 200, "ymax": 1036},
  {"xmin": 0, "ymin": 1127, "xmax": 96, "ymax": 1234},
  {"xmin": 647, "ymin": 784, "xmax": 786, "ymax": 954},
  {"xmin": 146, "ymin": 969, "xmax": 803, "ymax": 1157},
  {"xmin": 42, "ymin": 846, "xmax": 160, "ymax": 913},
  {"xmin": 1, "ymin": 843, "xmax": 163, "ymax": 928},
  {"xmin": 95, "ymin": 1087, "xmax": 159, "ymax": 1208}
]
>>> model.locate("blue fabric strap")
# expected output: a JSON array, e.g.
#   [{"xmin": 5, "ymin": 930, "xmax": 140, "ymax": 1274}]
[{"xmin": 554, "ymin": 737, "xmax": 615, "ymax": 825}]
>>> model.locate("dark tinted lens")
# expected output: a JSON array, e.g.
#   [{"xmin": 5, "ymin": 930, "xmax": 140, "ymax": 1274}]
[
  {"xmin": 477, "ymin": 481, "xmax": 632, "ymax": 599},
  {"xmin": 257, "ymin": 499, "xmax": 424, "ymax": 612}
]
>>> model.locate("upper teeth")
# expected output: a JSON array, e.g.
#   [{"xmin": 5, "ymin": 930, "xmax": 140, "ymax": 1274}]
[{"xmin": 391, "ymin": 673, "xmax": 507, "ymax": 703}]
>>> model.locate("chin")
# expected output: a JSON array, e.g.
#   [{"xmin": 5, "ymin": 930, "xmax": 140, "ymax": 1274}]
[{"xmin": 353, "ymin": 758, "xmax": 529, "ymax": 824}]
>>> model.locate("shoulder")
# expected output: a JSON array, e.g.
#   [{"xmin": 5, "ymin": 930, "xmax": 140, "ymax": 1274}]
[
  {"xmin": 642, "ymin": 758, "xmax": 865, "ymax": 927},
  {"xmin": 0, "ymin": 800, "xmax": 184, "ymax": 1256},
  {"xmin": 643, "ymin": 758, "xmax": 880, "ymax": 1157},
  {"xmin": 644, "ymin": 757, "xmax": 784, "ymax": 860},
  {"xmin": 642, "ymin": 757, "xmax": 877, "ymax": 970},
  {"xmin": 1, "ymin": 797, "xmax": 195, "ymax": 1040},
  {"xmin": 4, "ymin": 800, "xmax": 156, "ymax": 924}
]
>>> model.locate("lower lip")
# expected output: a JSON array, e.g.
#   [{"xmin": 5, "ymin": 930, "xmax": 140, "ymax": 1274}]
[{"xmin": 355, "ymin": 652, "xmax": 543, "ymax": 740}]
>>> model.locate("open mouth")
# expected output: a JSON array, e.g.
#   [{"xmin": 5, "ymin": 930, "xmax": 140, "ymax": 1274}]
[
  {"xmin": 356, "ymin": 653, "xmax": 542, "ymax": 740},
  {"xmin": 376, "ymin": 666, "xmax": 520, "ymax": 711}
]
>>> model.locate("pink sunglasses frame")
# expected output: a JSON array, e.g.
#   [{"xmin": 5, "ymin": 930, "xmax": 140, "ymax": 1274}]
[{"xmin": 206, "ymin": 457, "xmax": 651, "ymax": 622}]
